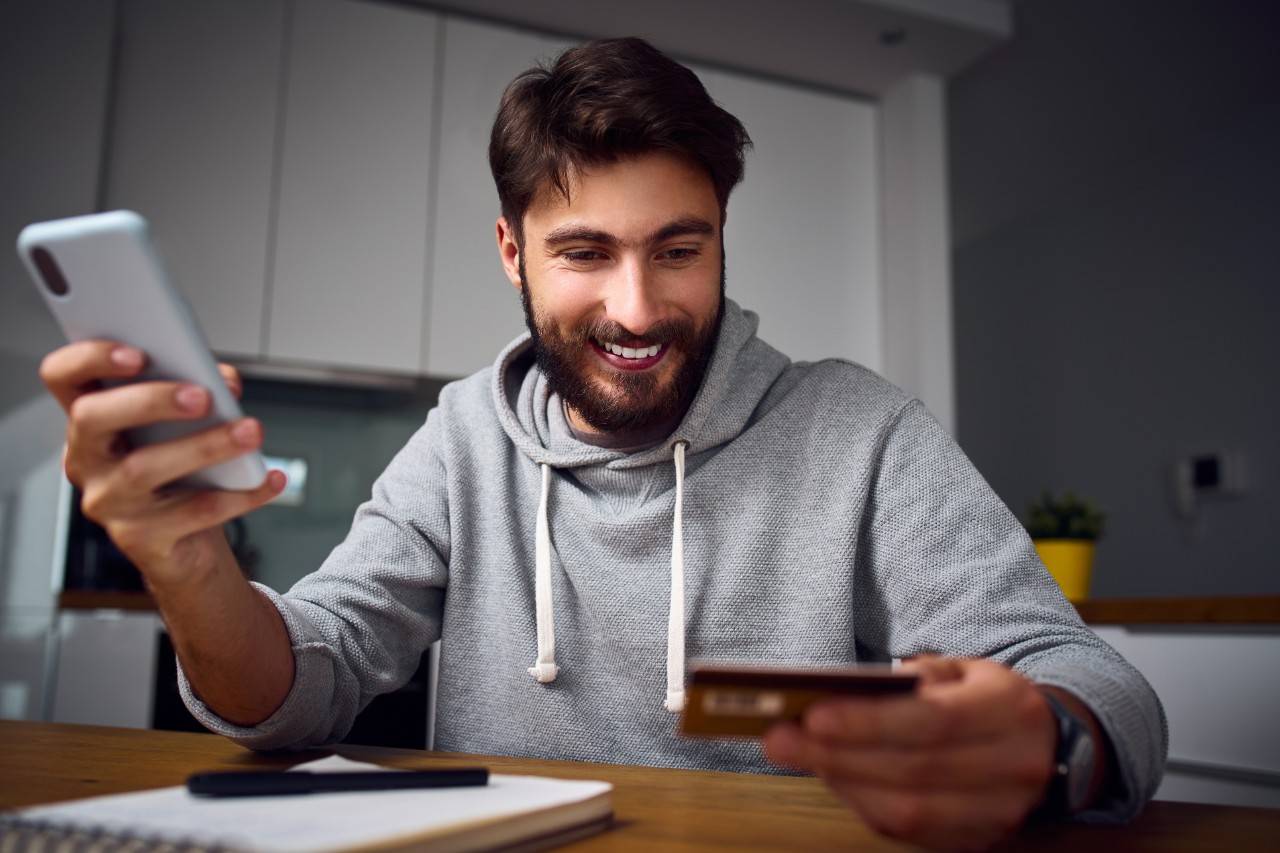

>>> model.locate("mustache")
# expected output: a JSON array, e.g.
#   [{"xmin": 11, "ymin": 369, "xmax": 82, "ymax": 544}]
[{"xmin": 579, "ymin": 317, "xmax": 696, "ymax": 349}]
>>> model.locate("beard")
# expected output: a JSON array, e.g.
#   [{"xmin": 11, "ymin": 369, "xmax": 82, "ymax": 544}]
[{"xmin": 519, "ymin": 255, "xmax": 725, "ymax": 434}]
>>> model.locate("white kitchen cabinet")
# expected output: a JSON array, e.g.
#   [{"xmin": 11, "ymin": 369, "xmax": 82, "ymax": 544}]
[
  {"xmin": 101, "ymin": 4, "xmax": 884, "ymax": 378},
  {"xmin": 266, "ymin": 0, "xmax": 438, "ymax": 374},
  {"xmin": 692, "ymin": 68, "xmax": 882, "ymax": 371},
  {"xmin": 105, "ymin": 0, "xmax": 286, "ymax": 360},
  {"xmin": 1093, "ymin": 626, "xmax": 1280, "ymax": 809},
  {"xmin": 51, "ymin": 610, "xmax": 163, "ymax": 729},
  {"xmin": 424, "ymin": 18, "xmax": 570, "ymax": 378}
]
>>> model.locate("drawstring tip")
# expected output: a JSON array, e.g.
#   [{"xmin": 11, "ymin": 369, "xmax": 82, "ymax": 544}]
[
  {"xmin": 663, "ymin": 690, "xmax": 686, "ymax": 713},
  {"xmin": 528, "ymin": 662, "xmax": 559, "ymax": 683}
]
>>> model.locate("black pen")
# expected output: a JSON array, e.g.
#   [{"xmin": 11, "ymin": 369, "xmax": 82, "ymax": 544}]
[{"xmin": 187, "ymin": 767, "xmax": 489, "ymax": 797}]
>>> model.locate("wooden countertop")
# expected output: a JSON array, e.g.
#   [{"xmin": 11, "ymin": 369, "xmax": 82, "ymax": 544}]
[
  {"xmin": 1072, "ymin": 596, "xmax": 1280, "ymax": 625},
  {"xmin": 61, "ymin": 589, "xmax": 1280, "ymax": 626},
  {"xmin": 4, "ymin": 720, "xmax": 1280, "ymax": 851}
]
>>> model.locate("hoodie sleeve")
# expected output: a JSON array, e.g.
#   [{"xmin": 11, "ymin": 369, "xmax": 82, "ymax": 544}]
[
  {"xmin": 852, "ymin": 399, "xmax": 1168, "ymax": 824},
  {"xmin": 178, "ymin": 409, "xmax": 451, "ymax": 750}
]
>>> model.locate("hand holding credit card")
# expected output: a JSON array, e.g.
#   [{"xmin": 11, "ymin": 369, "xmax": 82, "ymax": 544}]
[{"xmin": 680, "ymin": 663, "xmax": 919, "ymax": 737}]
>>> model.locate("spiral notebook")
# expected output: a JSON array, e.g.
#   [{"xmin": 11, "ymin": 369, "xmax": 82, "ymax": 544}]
[{"xmin": 0, "ymin": 756, "xmax": 613, "ymax": 851}]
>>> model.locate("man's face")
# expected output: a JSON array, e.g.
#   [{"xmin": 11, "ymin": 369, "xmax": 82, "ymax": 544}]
[{"xmin": 498, "ymin": 152, "xmax": 725, "ymax": 434}]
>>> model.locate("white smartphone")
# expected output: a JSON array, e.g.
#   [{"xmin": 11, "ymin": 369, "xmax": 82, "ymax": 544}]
[{"xmin": 17, "ymin": 210, "xmax": 268, "ymax": 490}]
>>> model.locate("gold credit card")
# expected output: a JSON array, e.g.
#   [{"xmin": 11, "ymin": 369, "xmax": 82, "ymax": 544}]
[{"xmin": 680, "ymin": 663, "xmax": 920, "ymax": 738}]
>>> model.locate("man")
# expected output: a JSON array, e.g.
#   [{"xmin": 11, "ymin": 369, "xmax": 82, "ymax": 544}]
[{"xmin": 40, "ymin": 38, "xmax": 1165, "ymax": 850}]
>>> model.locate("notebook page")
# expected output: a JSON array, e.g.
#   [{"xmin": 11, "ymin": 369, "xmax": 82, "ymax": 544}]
[{"xmin": 10, "ymin": 756, "xmax": 612, "ymax": 852}]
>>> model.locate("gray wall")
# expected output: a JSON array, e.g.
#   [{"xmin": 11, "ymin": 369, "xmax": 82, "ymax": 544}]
[
  {"xmin": 1, "ymin": 0, "xmax": 115, "ymax": 721},
  {"xmin": 950, "ymin": 0, "xmax": 1280, "ymax": 596}
]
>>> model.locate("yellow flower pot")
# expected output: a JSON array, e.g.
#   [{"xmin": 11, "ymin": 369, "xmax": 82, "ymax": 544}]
[{"xmin": 1034, "ymin": 539, "xmax": 1096, "ymax": 602}]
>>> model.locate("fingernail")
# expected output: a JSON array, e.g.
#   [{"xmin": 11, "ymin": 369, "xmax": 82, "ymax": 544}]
[
  {"xmin": 111, "ymin": 347, "xmax": 143, "ymax": 369},
  {"xmin": 231, "ymin": 418, "xmax": 260, "ymax": 446},
  {"xmin": 269, "ymin": 470, "xmax": 287, "ymax": 491},
  {"xmin": 175, "ymin": 385, "xmax": 207, "ymax": 412}
]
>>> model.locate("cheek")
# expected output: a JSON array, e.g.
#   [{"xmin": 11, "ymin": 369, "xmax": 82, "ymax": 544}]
[{"xmin": 667, "ymin": 270, "xmax": 720, "ymax": 322}]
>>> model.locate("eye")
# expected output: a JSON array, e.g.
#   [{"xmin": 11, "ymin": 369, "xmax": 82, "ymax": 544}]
[
  {"xmin": 658, "ymin": 247, "xmax": 700, "ymax": 263},
  {"xmin": 562, "ymin": 249, "xmax": 607, "ymax": 264}
]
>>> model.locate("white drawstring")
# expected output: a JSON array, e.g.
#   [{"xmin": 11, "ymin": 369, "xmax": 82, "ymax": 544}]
[
  {"xmin": 527, "ymin": 442, "xmax": 691, "ymax": 714},
  {"xmin": 528, "ymin": 462, "xmax": 559, "ymax": 683},
  {"xmin": 664, "ymin": 440, "xmax": 689, "ymax": 713}
]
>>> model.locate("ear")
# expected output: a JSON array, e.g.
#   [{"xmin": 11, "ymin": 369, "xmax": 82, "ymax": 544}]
[{"xmin": 495, "ymin": 217, "xmax": 523, "ymax": 292}]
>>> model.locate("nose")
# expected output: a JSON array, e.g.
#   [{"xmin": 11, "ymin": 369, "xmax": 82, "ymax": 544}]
[{"xmin": 605, "ymin": 256, "xmax": 664, "ymax": 339}]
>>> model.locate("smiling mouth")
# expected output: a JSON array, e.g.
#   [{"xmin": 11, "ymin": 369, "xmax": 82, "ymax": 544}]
[{"xmin": 590, "ymin": 337, "xmax": 668, "ymax": 370}]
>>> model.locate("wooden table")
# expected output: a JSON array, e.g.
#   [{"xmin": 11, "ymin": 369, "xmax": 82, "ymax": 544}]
[{"xmin": 3, "ymin": 721, "xmax": 1279, "ymax": 851}]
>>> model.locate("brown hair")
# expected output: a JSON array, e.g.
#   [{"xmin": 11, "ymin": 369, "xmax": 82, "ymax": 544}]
[{"xmin": 489, "ymin": 37, "xmax": 751, "ymax": 245}]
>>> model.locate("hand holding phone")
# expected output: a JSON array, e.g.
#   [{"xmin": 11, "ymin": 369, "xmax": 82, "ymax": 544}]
[{"xmin": 19, "ymin": 211, "xmax": 283, "ymax": 587}]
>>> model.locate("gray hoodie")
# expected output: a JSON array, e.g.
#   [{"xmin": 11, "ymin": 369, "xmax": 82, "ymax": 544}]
[{"xmin": 180, "ymin": 299, "xmax": 1167, "ymax": 822}]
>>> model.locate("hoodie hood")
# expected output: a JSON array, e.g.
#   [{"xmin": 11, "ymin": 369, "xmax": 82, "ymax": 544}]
[
  {"xmin": 489, "ymin": 298, "xmax": 791, "ymax": 710},
  {"xmin": 492, "ymin": 298, "xmax": 790, "ymax": 471}
]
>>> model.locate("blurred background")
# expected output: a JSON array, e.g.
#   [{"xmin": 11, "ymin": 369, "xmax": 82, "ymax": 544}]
[{"xmin": 1, "ymin": 0, "xmax": 1277, "ymax": 810}]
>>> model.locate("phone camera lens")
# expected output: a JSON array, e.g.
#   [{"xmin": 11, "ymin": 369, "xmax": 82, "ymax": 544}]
[{"xmin": 31, "ymin": 247, "xmax": 70, "ymax": 296}]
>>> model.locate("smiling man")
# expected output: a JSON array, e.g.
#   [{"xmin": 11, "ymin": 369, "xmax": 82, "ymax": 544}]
[
  {"xmin": 39, "ymin": 37, "xmax": 1167, "ymax": 851},
  {"xmin": 504, "ymin": 152, "xmax": 724, "ymax": 446}
]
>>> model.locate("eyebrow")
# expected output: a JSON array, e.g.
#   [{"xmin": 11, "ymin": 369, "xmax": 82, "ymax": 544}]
[{"xmin": 542, "ymin": 217, "xmax": 716, "ymax": 250}]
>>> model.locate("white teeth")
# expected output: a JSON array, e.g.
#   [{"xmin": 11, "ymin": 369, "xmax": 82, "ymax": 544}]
[{"xmin": 597, "ymin": 338, "xmax": 662, "ymax": 360}]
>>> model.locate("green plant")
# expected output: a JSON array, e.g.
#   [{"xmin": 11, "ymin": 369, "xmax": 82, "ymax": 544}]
[{"xmin": 1025, "ymin": 491, "xmax": 1106, "ymax": 541}]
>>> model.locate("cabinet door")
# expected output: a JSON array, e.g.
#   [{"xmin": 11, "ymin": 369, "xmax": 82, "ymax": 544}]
[
  {"xmin": 105, "ymin": 0, "xmax": 286, "ymax": 360},
  {"xmin": 267, "ymin": 0, "xmax": 438, "ymax": 374},
  {"xmin": 692, "ymin": 69, "xmax": 882, "ymax": 371},
  {"xmin": 424, "ymin": 18, "xmax": 570, "ymax": 378}
]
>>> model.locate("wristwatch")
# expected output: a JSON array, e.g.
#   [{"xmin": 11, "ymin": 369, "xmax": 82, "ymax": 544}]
[{"xmin": 1039, "ymin": 689, "xmax": 1098, "ymax": 817}]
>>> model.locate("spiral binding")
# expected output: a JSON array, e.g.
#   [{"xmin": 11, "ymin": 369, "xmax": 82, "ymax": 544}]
[{"xmin": 0, "ymin": 816, "xmax": 237, "ymax": 852}]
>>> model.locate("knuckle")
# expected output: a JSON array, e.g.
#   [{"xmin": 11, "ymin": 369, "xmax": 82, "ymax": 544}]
[
  {"xmin": 80, "ymin": 485, "xmax": 109, "ymax": 523},
  {"xmin": 1018, "ymin": 689, "xmax": 1049, "ymax": 726},
  {"xmin": 117, "ymin": 451, "xmax": 150, "ymax": 491},
  {"xmin": 881, "ymin": 797, "xmax": 926, "ymax": 838},
  {"xmin": 38, "ymin": 352, "xmax": 60, "ymax": 386},
  {"xmin": 63, "ymin": 453, "xmax": 84, "ymax": 489},
  {"xmin": 66, "ymin": 394, "xmax": 94, "ymax": 428},
  {"xmin": 108, "ymin": 520, "xmax": 147, "ymax": 558}
]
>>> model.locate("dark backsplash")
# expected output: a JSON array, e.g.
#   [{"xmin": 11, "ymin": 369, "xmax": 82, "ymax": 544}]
[{"xmin": 62, "ymin": 374, "xmax": 449, "ymax": 596}]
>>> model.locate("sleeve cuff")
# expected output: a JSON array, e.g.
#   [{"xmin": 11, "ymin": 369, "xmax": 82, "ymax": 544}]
[
  {"xmin": 177, "ymin": 582, "xmax": 341, "ymax": 751},
  {"xmin": 1025, "ymin": 661, "xmax": 1168, "ymax": 824}
]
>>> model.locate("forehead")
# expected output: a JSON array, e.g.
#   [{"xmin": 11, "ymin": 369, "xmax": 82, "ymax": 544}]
[{"xmin": 523, "ymin": 151, "xmax": 720, "ymax": 240}]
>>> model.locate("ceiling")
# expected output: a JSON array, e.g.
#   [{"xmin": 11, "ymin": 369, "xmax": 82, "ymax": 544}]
[{"xmin": 405, "ymin": 0, "xmax": 1013, "ymax": 98}]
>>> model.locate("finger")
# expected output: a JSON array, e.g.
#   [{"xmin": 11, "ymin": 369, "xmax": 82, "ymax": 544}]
[
  {"xmin": 108, "ymin": 470, "xmax": 286, "ymax": 564},
  {"xmin": 762, "ymin": 722, "xmax": 812, "ymax": 773},
  {"xmin": 67, "ymin": 381, "xmax": 211, "ymax": 458},
  {"xmin": 766, "ymin": 728, "xmax": 1052, "ymax": 791},
  {"xmin": 39, "ymin": 340, "xmax": 146, "ymax": 411},
  {"xmin": 801, "ymin": 678, "xmax": 1020, "ymax": 748},
  {"xmin": 158, "ymin": 469, "xmax": 286, "ymax": 541},
  {"xmin": 830, "ymin": 783, "xmax": 1032, "ymax": 851},
  {"xmin": 107, "ymin": 418, "xmax": 265, "ymax": 497},
  {"xmin": 218, "ymin": 363, "xmax": 242, "ymax": 399}
]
